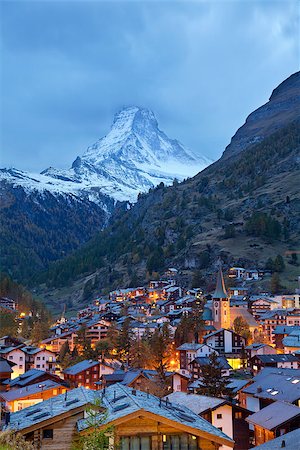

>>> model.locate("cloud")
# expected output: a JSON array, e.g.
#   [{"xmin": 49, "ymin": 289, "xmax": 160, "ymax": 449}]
[{"xmin": 0, "ymin": 0, "xmax": 299, "ymax": 171}]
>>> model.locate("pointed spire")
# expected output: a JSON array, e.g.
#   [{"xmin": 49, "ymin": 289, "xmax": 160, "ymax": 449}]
[{"xmin": 213, "ymin": 267, "xmax": 227, "ymax": 299}]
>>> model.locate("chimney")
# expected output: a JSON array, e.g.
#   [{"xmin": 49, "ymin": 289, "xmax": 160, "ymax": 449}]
[
  {"xmin": 146, "ymin": 388, "xmax": 150, "ymax": 398},
  {"xmin": 132, "ymin": 389, "xmax": 136, "ymax": 396},
  {"xmin": 257, "ymin": 386, "xmax": 262, "ymax": 393},
  {"xmin": 281, "ymin": 440, "xmax": 286, "ymax": 448}
]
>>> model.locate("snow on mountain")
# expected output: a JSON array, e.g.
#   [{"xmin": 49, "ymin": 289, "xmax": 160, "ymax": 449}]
[{"xmin": 1, "ymin": 106, "xmax": 211, "ymax": 204}]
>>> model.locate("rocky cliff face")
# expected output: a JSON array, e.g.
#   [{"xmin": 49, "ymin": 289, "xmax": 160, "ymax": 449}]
[{"xmin": 222, "ymin": 71, "xmax": 300, "ymax": 159}]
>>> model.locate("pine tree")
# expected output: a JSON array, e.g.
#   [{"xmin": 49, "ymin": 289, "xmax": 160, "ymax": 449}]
[{"xmin": 198, "ymin": 352, "xmax": 232, "ymax": 398}]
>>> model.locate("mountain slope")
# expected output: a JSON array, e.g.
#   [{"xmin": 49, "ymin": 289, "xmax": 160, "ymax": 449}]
[
  {"xmin": 35, "ymin": 73, "xmax": 300, "ymax": 310},
  {"xmin": 0, "ymin": 107, "xmax": 209, "ymax": 280},
  {"xmin": 223, "ymin": 71, "xmax": 300, "ymax": 158}
]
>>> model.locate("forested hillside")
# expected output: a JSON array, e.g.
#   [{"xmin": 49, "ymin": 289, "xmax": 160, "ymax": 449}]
[{"xmin": 35, "ymin": 120, "xmax": 300, "ymax": 308}]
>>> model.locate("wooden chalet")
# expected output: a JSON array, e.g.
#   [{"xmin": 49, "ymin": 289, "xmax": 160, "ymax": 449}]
[{"xmin": 4, "ymin": 384, "xmax": 234, "ymax": 450}]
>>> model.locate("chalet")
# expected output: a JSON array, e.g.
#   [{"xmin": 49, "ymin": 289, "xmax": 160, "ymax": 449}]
[
  {"xmin": 252, "ymin": 428, "xmax": 300, "ymax": 449},
  {"xmin": 41, "ymin": 330, "xmax": 78, "ymax": 353},
  {"xmin": 164, "ymin": 286, "xmax": 182, "ymax": 302},
  {"xmin": 244, "ymin": 270, "xmax": 259, "ymax": 281},
  {"xmin": 227, "ymin": 287, "xmax": 249, "ymax": 297},
  {"xmin": 272, "ymin": 325, "xmax": 298, "ymax": 349},
  {"xmin": 3, "ymin": 369, "xmax": 68, "ymax": 390},
  {"xmin": 189, "ymin": 356, "xmax": 232, "ymax": 380},
  {"xmin": 228, "ymin": 268, "xmax": 245, "ymax": 280},
  {"xmin": 177, "ymin": 343, "xmax": 217, "ymax": 370},
  {"xmin": 100, "ymin": 369, "xmax": 189, "ymax": 395},
  {"xmin": 63, "ymin": 360, "xmax": 100, "ymax": 389},
  {"xmin": 203, "ymin": 329, "xmax": 246, "ymax": 354},
  {"xmin": 282, "ymin": 328, "xmax": 300, "ymax": 353},
  {"xmin": 84, "ymin": 317, "xmax": 110, "ymax": 344},
  {"xmin": 0, "ymin": 378, "xmax": 68, "ymax": 412},
  {"xmin": 0, "ymin": 357, "xmax": 15, "ymax": 385},
  {"xmin": 259, "ymin": 309, "xmax": 300, "ymax": 344},
  {"xmin": 2, "ymin": 384, "xmax": 234, "ymax": 450},
  {"xmin": 240, "ymin": 367, "xmax": 300, "ymax": 412},
  {"xmin": 22, "ymin": 346, "xmax": 57, "ymax": 373},
  {"xmin": 245, "ymin": 343, "xmax": 277, "ymax": 359},
  {"xmin": 246, "ymin": 401, "xmax": 300, "ymax": 447},
  {"xmin": 249, "ymin": 296, "xmax": 279, "ymax": 318},
  {"xmin": 249, "ymin": 354, "xmax": 299, "ymax": 374},
  {"xmin": 165, "ymin": 391, "xmax": 251, "ymax": 450},
  {"xmin": 0, "ymin": 345, "xmax": 26, "ymax": 378}
]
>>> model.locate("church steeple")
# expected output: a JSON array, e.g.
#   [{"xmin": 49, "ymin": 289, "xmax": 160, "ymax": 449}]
[
  {"xmin": 213, "ymin": 268, "xmax": 227, "ymax": 299},
  {"xmin": 212, "ymin": 267, "xmax": 230, "ymax": 330}
]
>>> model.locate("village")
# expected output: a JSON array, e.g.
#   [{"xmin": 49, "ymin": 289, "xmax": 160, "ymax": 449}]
[{"xmin": 0, "ymin": 266, "xmax": 299, "ymax": 449}]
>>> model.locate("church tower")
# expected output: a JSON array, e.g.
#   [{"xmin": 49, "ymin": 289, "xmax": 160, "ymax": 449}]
[{"xmin": 212, "ymin": 268, "xmax": 230, "ymax": 329}]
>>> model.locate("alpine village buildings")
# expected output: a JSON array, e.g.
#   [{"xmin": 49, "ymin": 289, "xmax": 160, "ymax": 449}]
[{"xmin": 0, "ymin": 267, "xmax": 300, "ymax": 450}]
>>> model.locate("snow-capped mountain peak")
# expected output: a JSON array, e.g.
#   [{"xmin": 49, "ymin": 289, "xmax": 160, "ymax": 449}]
[{"xmin": 1, "ymin": 106, "xmax": 211, "ymax": 203}]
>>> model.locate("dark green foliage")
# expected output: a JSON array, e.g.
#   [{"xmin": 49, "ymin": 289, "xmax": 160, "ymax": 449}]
[
  {"xmin": 265, "ymin": 255, "xmax": 285, "ymax": 272},
  {"xmin": 198, "ymin": 352, "xmax": 232, "ymax": 398},
  {"xmin": 146, "ymin": 248, "xmax": 165, "ymax": 274},
  {"xmin": 245, "ymin": 212, "xmax": 281, "ymax": 239}
]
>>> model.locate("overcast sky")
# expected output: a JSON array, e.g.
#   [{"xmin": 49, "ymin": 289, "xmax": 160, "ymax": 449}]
[{"xmin": 0, "ymin": 0, "xmax": 299, "ymax": 172}]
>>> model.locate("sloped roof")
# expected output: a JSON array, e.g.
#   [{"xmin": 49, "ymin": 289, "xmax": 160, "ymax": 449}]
[
  {"xmin": 0, "ymin": 379, "xmax": 65, "ymax": 401},
  {"xmin": 191, "ymin": 356, "xmax": 232, "ymax": 370},
  {"xmin": 254, "ymin": 354, "xmax": 299, "ymax": 363},
  {"xmin": 252, "ymin": 428, "xmax": 300, "ymax": 449},
  {"xmin": 3, "ymin": 369, "xmax": 65, "ymax": 388},
  {"xmin": 243, "ymin": 368, "xmax": 300, "ymax": 403},
  {"xmin": 164, "ymin": 391, "xmax": 226, "ymax": 414},
  {"xmin": 0, "ymin": 358, "xmax": 14, "ymax": 373},
  {"xmin": 64, "ymin": 360, "xmax": 99, "ymax": 375},
  {"xmin": 246, "ymin": 401, "xmax": 300, "ymax": 429},
  {"xmin": 282, "ymin": 329, "xmax": 300, "ymax": 348},
  {"xmin": 213, "ymin": 268, "xmax": 227, "ymax": 299},
  {"xmin": 177, "ymin": 343, "xmax": 203, "ymax": 351},
  {"xmin": 5, "ymin": 386, "xmax": 94, "ymax": 431},
  {"xmin": 77, "ymin": 384, "xmax": 234, "ymax": 446}
]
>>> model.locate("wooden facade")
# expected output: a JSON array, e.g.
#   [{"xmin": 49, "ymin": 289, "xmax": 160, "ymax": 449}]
[{"xmin": 19, "ymin": 406, "xmax": 233, "ymax": 449}]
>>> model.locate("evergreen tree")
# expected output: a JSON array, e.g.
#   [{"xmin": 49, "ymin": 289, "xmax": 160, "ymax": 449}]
[
  {"xmin": 270, "ymin": 272, "xmax": 281, "ymax": 294},
  {"xmin": 273, "ymin": 254, "xmax": 285, "ymax": 272},
  {"xmin": 149, "ymin": 323, "xmax": 173, "ymax": 396},
  {"xmin": 198, "ymin": 352, "xmax": 231, "ymax": 398},
  {"xmin": 116, "ymin": 318, "xmax": 133, "ymax": 364}
]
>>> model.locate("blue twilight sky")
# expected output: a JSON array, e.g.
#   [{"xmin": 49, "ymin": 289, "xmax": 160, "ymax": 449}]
[{"xmin": 0, "ymin": 0, "xmax": 299, "ymax": 172}]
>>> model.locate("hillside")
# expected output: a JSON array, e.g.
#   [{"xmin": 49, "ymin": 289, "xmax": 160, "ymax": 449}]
[
  {"xmin": 0, "ymin": 107, "xmax": 208, "ymax": 281},
  {"xmin": 36, "ymin": 119, "xmax": 300, "ymax": 312}
]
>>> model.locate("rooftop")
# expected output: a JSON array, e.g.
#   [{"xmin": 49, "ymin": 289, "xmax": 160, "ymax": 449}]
[
  {"xmin": 252, "ymin": 428, "xmax": 300, "ymax": 449},
  {"xmin": 5, "ymin": 384, "xmax": 234, "ymax": 447},
  {"xmin": 0, "ymin": 379, "xmax": 65, "ymax": 402},
  {"xmin": 164, "ymin": 392, "xmax": 226, "ymax": 414},
  {"xmin": 243, "ymin": 368, "xmax": 300, "ymax": 403},
  {"xmin": 63, "ymin": 360, "xmax": 99, "ymax": 375},
  {"xmin": 246, "ymin": 401, "xmax": 300, "ymax": 429}
]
